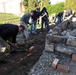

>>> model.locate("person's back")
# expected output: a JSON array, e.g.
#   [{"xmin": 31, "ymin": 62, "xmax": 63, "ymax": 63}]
[
  {"xmin": 20, "ymin": 13, "xmax": 31, "ymax": 23},
  {"xmin": 57, "ymin": 12, "xmax": 64, "ymax": 18},
  {"xmin": 41, "ymin": 7, "xmax": 49, "ymax": 21},
  {"xmin": 0, "ymin": 24, "xmax": 18, "ymax": 32},
  {"xmin": 31, "ymin": 10, "xmax": 40, "ymax": 21},
  {"xmin": 0, "ymin": 24, "xmax": 18, "ymax": 43}
]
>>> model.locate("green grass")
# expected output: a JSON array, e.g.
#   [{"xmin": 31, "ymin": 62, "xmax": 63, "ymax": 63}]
[
  {"xmin": 0, "ymin": 13, "xmax": 41, "ymax": 30},
  {"xmin": 0, "ymin": 13, "xmax": 20, "ymax": 24}
]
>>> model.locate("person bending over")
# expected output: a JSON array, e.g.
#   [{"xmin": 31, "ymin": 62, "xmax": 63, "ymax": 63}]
[
  {"xmin": 20, "ymin": 10, "xmax": 34, "ymax": 39},
  {"xmin": 0, "ymin": 24, "xmax": 25, "ymax": 44}
]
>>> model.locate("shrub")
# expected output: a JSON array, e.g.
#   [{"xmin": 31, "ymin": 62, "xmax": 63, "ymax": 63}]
[{"xmin": 46, "ymin": 2, "xmax": 64, "ymax": 15}]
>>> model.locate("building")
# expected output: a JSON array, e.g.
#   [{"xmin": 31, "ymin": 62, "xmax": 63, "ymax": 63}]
[
  {"xmin": 0, "ymin": 0, "xmax": 24, "ymax": 14},
  {"xmin": 50, "ymin": 0, "xmax": 65, "ymax": 5}
]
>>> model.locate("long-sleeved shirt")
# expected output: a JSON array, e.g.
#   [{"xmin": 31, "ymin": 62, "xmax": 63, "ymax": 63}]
[
  {"xmin": 20, "ymin": 13, "xmax": 31, "ymax": 24},
  {"xmin": 41, "ymin": 11, "xmax": 49, "ymax": 21},
  {"xmin": 0, "ymin": 24, "xmax": 18, "ymax": 43},
  {"xmin": 31, "ymin": 10, "xmax": 40, "ymax": 21},
  {"xmin": 57, "ymin": 12, "xmax": 64, "ymax": 17},
  {"xmin": 57, "ymin": 11, "xmax": 66, "ymax": 20}
]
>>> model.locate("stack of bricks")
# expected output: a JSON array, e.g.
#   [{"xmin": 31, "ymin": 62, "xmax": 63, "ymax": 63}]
[
  {"xmin": 45, "ymin": 20, "xmax": 76, "ymax": 73},
  {"xmin": 51, "ymin": 54, "xmax": 76, "ymax": 73},
  {"xmin": 51, "ymin": 58, "xmax": 70, "ymax": 73}
]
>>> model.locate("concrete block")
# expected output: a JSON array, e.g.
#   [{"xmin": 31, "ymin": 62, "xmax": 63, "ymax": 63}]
[
  {"xmin": 45, "ymin": 43, "xmax": 54, "ymax": 52},
  {"xmin": 67, "ymin": 37, "xmax": 76, "ymax": 47},
  {"xmin": 52, "ymin": 58, "xmax": 59, "ymax": 69},
  {"xmin": 46, "ymin": 34, "xmax": 67, "ymax": 44},
  {"xmin": 55, "ymin": 45, "xmax": 76, "ymax": 55}
]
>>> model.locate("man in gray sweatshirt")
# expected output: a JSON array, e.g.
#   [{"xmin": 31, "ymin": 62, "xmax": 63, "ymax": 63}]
[{"xmin": 20, "ymin": 11, "xmax": 34, "ymax": 40}]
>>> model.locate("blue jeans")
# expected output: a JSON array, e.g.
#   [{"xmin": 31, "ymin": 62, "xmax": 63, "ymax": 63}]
[
  {"xmin": 30, "ymin": 21, "xmax": 36, "ymax": 33},
  {"xmin": 41, "ymin": 19, "xmax": 50, "ymax": 32},
  {"xmin": 54, "ymin": 16, "xmax": 61, "ymax": 26}
]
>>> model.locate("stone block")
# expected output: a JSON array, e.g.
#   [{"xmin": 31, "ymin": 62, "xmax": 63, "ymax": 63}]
[
  {"xmin": 58, "ymin": 20, "xmax": 69, "ymax": 30},
  {"xmin": 67, "ymin": 37, "xmax": 76, "ymax": 47},
  {"xmin": 0, "ymin": 37, "xmax": 10, "ymax": 50},
  {"xmin": 55, "ymin": 45, "xmax": 76, "ymax": 55},
  {"xmin": 53, "ymin": 27, "xmax": 62, "ymax": 35},
  {"xmin": 46, "ymin": 34, "xmax": 67, "ymax": 44},
  {"xmin": 0, "ymin": 47, "xmax": 6, "ymax": 52},
  {"xmin": 45, "ymin": 43, "xmax": 54, "ymax": 52},
  {"xmin": 52, "ymin": 58, "xmax": 59, "ymax": 69}
]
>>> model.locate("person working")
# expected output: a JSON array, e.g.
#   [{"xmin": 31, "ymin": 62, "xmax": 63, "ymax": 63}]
[
  {"xmin": 54, "ymin": 10, "xmax": 66, "ymax": 26},
  {"xmin": 0, "ymin": 24, "xmax": 25, "ymax": 44},
  {"xmin": 0, "ymin": 24, "xmax": 25, "ymax": 64},
  {"xmin": 40, "ymin": 7, "xmax": 50, "ymax": 32},
  {"xmin": 20, "ymin": 10, "xmax": 34, "ymax": 39},
  {"xmin": 30, "ymin": 8, "xmax": 40, "ymax": 34}
]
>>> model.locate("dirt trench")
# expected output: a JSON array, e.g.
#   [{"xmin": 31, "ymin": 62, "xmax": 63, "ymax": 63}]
[{"xmin": 0, "ymin": 29, "xmax": 47, "ymax": 75}]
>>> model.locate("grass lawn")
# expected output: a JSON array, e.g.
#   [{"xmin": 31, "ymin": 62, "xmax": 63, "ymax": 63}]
[{"xmin": 0, "ymin": 13, "xmax": 20, "ymax": 24}]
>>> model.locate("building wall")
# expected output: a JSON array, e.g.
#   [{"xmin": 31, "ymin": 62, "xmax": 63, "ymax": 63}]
[{"xmin": 0, "ymin": 0, "xmax": 24, "ymax": 14}]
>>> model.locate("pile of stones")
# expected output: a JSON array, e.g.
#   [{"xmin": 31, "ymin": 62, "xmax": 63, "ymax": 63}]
[
  {"xmin": 45, "ymin": 20, "xmax": 76, "ymax": 55},
  {"xmin": 28, "ymin": 20, "xmax": 76, "ymax": 75}
]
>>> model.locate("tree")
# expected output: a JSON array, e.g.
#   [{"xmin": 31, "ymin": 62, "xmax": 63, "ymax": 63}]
[
  {"xmin": 22, "ymin": 0, "xmax": 49, "ymax": 13},
  {"xmin": 65, "ymin": 0, "xmax": 76, "ymax": 11},
  {"xmin": 22, "ymin": 0, "xmax": 29, "ymax": 13}
]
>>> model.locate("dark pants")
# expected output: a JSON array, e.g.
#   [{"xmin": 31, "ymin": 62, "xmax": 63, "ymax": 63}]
[
  {"xmin": 41, "ymin": 19, "xmax": 50, "ymax": 32},
  {"xmin": 54, "ymin": 16, "xmax": 62, "ymax": 26}
]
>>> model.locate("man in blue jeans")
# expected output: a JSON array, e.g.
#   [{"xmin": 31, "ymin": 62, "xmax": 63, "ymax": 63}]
[
  {"xmin": 30, "ymin": 8, "xmax": 40, "ymax": 34},
  {"xmin": 30, "ymin": 21, "xmax": 37, "ymax": 34}
]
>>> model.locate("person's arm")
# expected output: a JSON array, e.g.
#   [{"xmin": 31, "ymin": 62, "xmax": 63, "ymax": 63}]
[{"xmin": 63, "ymin": 12, "xmax": 66, "ymax": 20}]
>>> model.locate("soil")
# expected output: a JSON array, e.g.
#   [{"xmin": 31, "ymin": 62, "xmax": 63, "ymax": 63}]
[{"xmin": 0, "ymin": 29, "xmax": 49, "ymax": 75}]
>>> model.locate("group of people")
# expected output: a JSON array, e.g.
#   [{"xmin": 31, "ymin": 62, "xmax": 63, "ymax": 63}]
[
  {"xmin": 0, "ymin": 7, "xmax": 74, "ymax": 63},
  {"xmin": 20, "ymin": 8, "xmax": 74, "ymax": 40},
  {"xmin": 0, "ymin": 7, "xmax": 50, "ymax": 49},
  {"xmin": 54, "ymin": 9, "xmax": 74, "ymax": 26},
  {"xmin": 20, "ymin": 7, "xmax": 50, "ymax": 40},
  {"xmin": 0, "ymin": 7, "xmax": 50, "ymax": 63}
]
